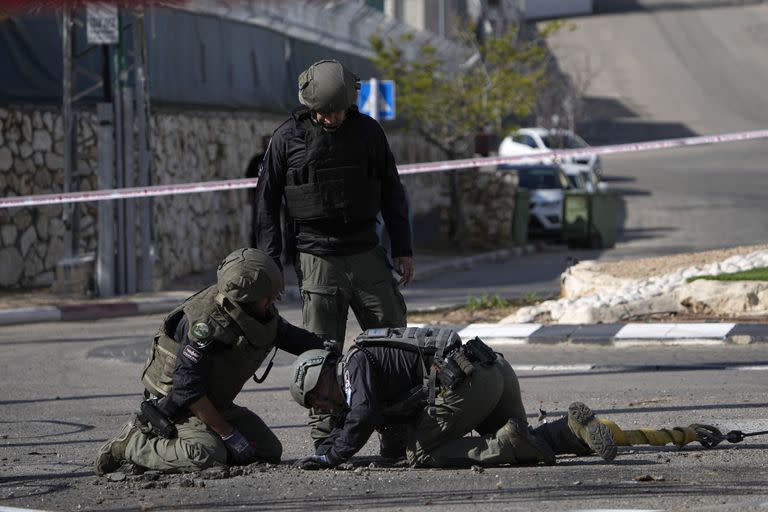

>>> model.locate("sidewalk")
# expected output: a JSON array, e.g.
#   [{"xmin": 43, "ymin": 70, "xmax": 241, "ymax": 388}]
[{"xmin": 0, "ymin": 246, "xmax": 530, "ymax": 326}]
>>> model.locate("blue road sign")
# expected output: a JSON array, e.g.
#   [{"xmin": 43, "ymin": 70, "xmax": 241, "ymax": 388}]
[{"xmin": 358, "ymin": 79, "xmax": 396, "ymax": 120}]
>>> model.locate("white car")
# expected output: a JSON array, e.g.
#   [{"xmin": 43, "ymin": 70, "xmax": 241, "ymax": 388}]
[
  {"xmin": 500, "ymin": 163, "xmax": 571, "ymax": 235},
  {"xmin": 499, "ymin": 127, "xmax": 603, "ymax": 179}
]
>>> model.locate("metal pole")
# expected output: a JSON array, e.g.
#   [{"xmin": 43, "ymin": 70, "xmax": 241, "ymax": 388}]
[
  {"xmin": 62, "ymin": 9, "xmax": 74, "ymax": 259},
  {"xmin": 113, "ymin": 14, "xmax": 126, "ymax": 294},
  {"xmin": 370, "ymin": 78, "xmax": 379, "ymax": 122},
  {"xmin": 122, "ymin": 86, "xmax": 136, "ymax": 294},
  {"xmin": 134, "ymin": 10, "xmax": 153, "ymax": 292},
  {"xmin": 96, "ymin": 103, "xmax": 115, "ymax": 297}
]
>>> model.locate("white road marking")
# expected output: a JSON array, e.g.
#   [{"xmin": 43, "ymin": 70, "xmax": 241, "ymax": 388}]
[{"xmin": 459, "ymin": 323, "xmax": 542, "ymax": 339}]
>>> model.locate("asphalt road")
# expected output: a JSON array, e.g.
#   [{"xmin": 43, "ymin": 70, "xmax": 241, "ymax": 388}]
[
  {"xmin": 548, "ymin": 0, "xmax": 768, "ymax": 258},
  {"xmin": 3, "ymin": 2, "xmax": 768, "ymax": 511},
  {"xmin": 1, "ymin": 316, "xmax": 766, "ymax": 511}
]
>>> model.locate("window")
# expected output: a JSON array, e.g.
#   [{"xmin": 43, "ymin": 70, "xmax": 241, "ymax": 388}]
[{"xmin": 513, "ymin": 134, "xmax": 537, "ymax": 148}]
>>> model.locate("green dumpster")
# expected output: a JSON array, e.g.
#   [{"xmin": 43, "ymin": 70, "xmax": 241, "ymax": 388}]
[
  {"xmin": 511, "ymin": 188, "xmax": 530, "ymax": 246},
  {"xmin": 561, "ymin": 190, "xmax": 619, "ymax": 249}
]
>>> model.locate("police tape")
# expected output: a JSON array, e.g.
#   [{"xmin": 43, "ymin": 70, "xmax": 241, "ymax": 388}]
[{"xmin": 1, "ymin": 128, "xmax": 768, "ymax": 209}]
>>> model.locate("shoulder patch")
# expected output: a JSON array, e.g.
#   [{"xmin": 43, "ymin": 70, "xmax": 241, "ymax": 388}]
[{"xmin": 190, "ymin": 320, "xmax": 214, "ymax": 349}]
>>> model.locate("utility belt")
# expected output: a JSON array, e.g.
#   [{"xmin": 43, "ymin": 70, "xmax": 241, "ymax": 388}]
[
  {"xmin": 434, "ymin": 336, "xmax": 498, "ymax": 391},
  {"xmin": 384, "ymin": 337, "xmax": 498, "ymax": 419}
]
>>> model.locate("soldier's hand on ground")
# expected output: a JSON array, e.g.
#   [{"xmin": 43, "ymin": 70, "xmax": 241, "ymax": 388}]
[
  {"xmin": 296, "ymin": 454, "xmax": 334, "ymax": 470},
  {"xmin": 221, "ymin": 429, "xmax": 257, "ymax": 465},
  {"xmin": 393, "ymin": 256, "xmax": 414, "ymax": 286}
]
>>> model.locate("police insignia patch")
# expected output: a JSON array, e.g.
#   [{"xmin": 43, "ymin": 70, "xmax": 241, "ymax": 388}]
[
  {"xmin": 182, "ymin": 344, "xmax": 202, "ymax": 363},
  {"xmin": 191, "ymin": 321, "xmax": 211, "ymax": 340}
]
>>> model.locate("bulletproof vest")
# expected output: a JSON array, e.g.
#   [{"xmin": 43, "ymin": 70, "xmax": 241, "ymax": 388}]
[
  {"xmin": 140, "ymin": 285, "xmax": 278, "ymax": 409},
  {"xmin": 346, "ymin": 327, "xmax": 461, "ymax": 363},
  {"xmin": 284, "ymin": 110, "xmax": 381, "ymax": 225},
  {"xmin": 341, "ymin": 327, "xmax": 462, "ymax": 417}
]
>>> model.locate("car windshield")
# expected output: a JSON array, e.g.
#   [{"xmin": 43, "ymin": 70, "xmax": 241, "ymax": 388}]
[
  {"xmin": 541, "ymin": 133, "xmax": 588, "ymax": 149},
  {"xmin": 514, "ymin": 167, "xmax": 568, "ymax": 189}
]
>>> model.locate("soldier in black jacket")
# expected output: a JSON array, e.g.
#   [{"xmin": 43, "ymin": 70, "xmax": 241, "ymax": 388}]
[
  {"xmin": 253, "ymin": 59, "xmax": 412, "ymax": 345},
  {"xmin": 288, "ymin": 327, "xmax": 618, "ymax": 469},
  {"xmin": 254, "ymin": 59, "xmax": 413, "ymax": 457}
]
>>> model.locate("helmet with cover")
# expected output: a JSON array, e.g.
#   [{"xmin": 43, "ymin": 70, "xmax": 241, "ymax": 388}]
[
  {"xmin": 289, "ymin": 349, "xmax": 337, "ymax": 407},
  {"xmin": 298, "ymin": 59, "xmax": 360, "ymax": 113},
  {"xmin": 216, "ymin": 248, "xmax": 282, "ymax": 304}
]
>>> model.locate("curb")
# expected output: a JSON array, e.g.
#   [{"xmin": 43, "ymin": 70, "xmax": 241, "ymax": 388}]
[
  {"xmin": 406, "ymin": 322, "xmax": 768, "ymax": 346},
  {"xmin": 0, "ymin": 246, "xmax": 535, "ymax": 327}
]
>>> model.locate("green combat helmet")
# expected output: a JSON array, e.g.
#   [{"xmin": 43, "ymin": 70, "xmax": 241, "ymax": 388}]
[
  {"xmin": 217, "ymin": 248, "xmax": 283, "ymax": 304},
  {"xmin": 298, "ymin": 59, "xmax": 360, "ymax": 112},
  {"xmin": 289, "ymin": 349, "xmax": 336, "ymax": 407}
]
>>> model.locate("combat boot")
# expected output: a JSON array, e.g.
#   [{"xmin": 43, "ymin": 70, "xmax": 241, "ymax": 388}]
[
  {"xmin": 497, "ymin": 418, "xmax": 556, "ymax": 466},
  {"xmin": 95, "ymin": 418, "xmax": 140, "ymax": 476},
  {"xmin": 377, "ymin": 424, "xmax": 408, "ymax": 462},
  {"xmin": 532, "ymin": 402, "xmax": 617, "ymax": 461}
]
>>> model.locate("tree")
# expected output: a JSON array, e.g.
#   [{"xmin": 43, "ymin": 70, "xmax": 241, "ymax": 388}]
[
  {"xmin": 370, "ymin": 22, "xmax": 561, "ymax": 243},
  {"xmin": 369, "ymin": 22, "xmax": 562, "ymax": 160}
]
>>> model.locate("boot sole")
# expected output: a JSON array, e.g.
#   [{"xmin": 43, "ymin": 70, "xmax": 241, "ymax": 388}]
[{"xmin": 568, "ymin": 402, "xmax": 617, "ymax": 461}]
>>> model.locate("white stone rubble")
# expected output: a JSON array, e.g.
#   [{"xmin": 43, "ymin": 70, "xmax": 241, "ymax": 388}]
[{"xmin": 504, "ymin": 250, "xmax": 768, "ymax": 324}]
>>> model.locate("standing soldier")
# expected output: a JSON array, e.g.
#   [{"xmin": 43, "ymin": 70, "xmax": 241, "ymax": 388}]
[
  {"xmin": 253, "ymin": 59, "xmax": 413, "ymax": 458},
  {"xmin": 253, "ymin": 59, "xmax": 413, "ymax": 344},
  {"xmin": 95, "ymin": 248, "xmax": 325, "ymax": 476}
]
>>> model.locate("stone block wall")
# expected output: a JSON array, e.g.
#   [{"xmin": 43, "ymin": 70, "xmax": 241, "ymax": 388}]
[
  {"xmin": 0, "ymin": 105, "xmax": 518, "ymax": 290},
  {"xmin": 441, "ymin": 169, "xmax": 519, "ymax": 250},
  {"xmin": 0, "ymin": 107, "xmax": 99, "ymax": 287}
]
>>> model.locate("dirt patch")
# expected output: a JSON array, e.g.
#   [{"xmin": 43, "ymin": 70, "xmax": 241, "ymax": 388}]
[
  {"xmin": 593, "ymin": 244, "xmax": 768, "ymax": 280},
  {"xmin": 408, "ymin": 297, "xmax": 546, "ymax": 325},
  {"xmin": 409, "ymin": 306, "xmax": 521, "ymax": 325}
]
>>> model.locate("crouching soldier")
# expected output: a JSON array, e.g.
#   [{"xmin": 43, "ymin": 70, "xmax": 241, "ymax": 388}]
[
  {"xmin": 95, "ymin": 248, "xmax": 325, "ymax": 476},
  {"xmin": 288, "ymin": 327, "xmax": 617, "ymax": 469}
]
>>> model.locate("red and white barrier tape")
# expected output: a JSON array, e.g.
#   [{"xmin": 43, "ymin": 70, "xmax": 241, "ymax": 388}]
[{"xmin": 2, "ymin": 128, "xmax": 767, "ymax": 209}]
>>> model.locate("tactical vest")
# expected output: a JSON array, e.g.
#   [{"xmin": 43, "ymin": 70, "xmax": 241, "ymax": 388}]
[
  {"xmin": 283, "ymin": 110, "xmax": 381, "ymax": 225},
  {"xmin": 140, "ymin": 285, "xmax": 278, "ymax": 410},
  {"xmin": 340, "ymin": 327, "xmax": 463, "ymax": 417}
]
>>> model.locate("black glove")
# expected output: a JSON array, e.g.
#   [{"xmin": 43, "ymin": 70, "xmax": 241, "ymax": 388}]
[
  {"xmin": 221, "ymin": 429, "xmax": 257, "ymax": 465},
  {"xmin": 323, "ymin": 339, "xmax": 342, "ymax": 355},
  {"xmin": 297, "ymin": 454, "xmax": 335, "ymax": 470}
]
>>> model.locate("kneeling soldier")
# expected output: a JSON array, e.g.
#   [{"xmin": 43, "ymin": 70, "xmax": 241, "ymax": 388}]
[
  {"xmin": 289, "ymin": 327, "xmax": 617, "ymax": 469},
  {"xmin": 95, "ymin": 248, "xmax": 325, "ymax": 475}
]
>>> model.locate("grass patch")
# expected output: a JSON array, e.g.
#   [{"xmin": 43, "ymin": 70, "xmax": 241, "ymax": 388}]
[
  {"xmin": 465, "ymin": 293, "xmax": 541, "ymax": 312},
  {"xmin": 687, "ymin": 266, "xmax": 768, "ymax": 283}
]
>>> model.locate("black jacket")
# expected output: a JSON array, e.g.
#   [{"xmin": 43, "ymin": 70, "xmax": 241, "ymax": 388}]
[
  {"xmin": 253, "ymin": 106, "xmax": 412, "ymax": 264},
  {"xmin": 315, "ymin": 345, "xmax": 423, "ymax": 463}
]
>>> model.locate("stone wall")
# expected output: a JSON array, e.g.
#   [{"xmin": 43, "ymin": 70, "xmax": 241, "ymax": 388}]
[
  {"xmin": 442, "ymin": 169, "xmax": 519, "ymax": 250},
  {"xmin": 0, "ymin": 105, "xmax": 518, "ymax": 290}
]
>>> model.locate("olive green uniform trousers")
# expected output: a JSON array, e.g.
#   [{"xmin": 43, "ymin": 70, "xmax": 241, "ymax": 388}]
[
  {"xmin": 298, "ymin": 246, "xmax": 408, "ymax": 451},
  {"xmin": 297, "ymin": 246, "xmax": 407, "ymax": 344},
  {"xmin": 407, "ymin": 356, "xmax": 529, "ymax": 468},
  {"xmin": 123, "ymin": 405, "xmax": 281, "ymax": 472}
]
